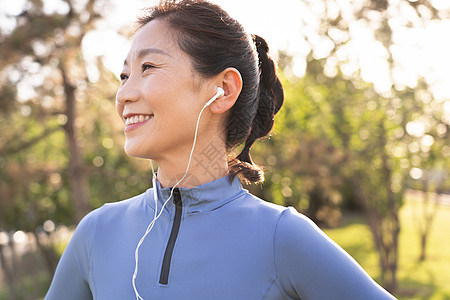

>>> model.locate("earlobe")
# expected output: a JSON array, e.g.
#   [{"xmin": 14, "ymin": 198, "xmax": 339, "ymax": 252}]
[{"xmin": 209, "ymin": 67, "xmax": 243, "ymax": 114}]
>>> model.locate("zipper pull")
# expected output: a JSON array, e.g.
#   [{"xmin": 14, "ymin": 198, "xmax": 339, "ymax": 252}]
[{"xmin": 172, "ymin": 188, "xmax": 181, "ymax": 205}]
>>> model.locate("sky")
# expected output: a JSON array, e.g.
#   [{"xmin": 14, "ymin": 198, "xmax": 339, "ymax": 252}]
[{"xmin": 1, "ymin": 0, "xmax": 450, "ymax": 101}]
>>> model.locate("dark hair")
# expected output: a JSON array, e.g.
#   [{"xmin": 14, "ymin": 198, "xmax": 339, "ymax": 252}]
[{"xmin": 137, "ymin": 0, "xmax": 284, "ymax": 184}]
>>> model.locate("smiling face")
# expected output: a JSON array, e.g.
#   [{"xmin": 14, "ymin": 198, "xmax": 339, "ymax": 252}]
[{"xmin": 116, "ymin": 20, "xmax": 217, "ymax": 162}]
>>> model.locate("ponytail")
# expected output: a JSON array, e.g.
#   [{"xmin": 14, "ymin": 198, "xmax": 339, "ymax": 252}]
[{"xmin": 229, "ymin": 35, "xmax": 284, "ymax": 184}]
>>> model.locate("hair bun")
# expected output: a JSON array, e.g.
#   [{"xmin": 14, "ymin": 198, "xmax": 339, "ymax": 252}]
[
  {"xmin": 253, "ymin": 34, "xmax": 284, "ymax": 115},
  {"xmin": 229, "ymin": 34, "xmax": 284, "ymax": 183},
  {"xmin": 254, "ymin": 34, "xmax": 269, "ymax": 54}
]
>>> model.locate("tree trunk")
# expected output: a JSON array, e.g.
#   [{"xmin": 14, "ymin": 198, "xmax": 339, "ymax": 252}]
[
  {"xmin": 419, "ymin": 233, "xmax": 427, "ymax": 261},
  {"xmin": 364, "ymin": 207, "xmax": 399, "ymax": 294},
  {"xmin": 351, "ymin": 167, "xmax": 400, "ymax": 295},
  {"xmin": 0, "ymin": 244, "xmax": 16, "ymax": 300},
  {"xmin": 418, "ymin": 178, "xmax": 441, "ymax": 262},
  {"xmin": 8, "ymin": 236, "xmax": 18, "ymax": 279},
  {"xmin": 32, "ymin": 231, "xmax": 58, "ymax": 277},
  {"xmin": 60, "ymin": 63, "xmax": 91, "ymax": 222},
  {"xmin": 377, "ymin": 123, "xmax": 400, "ymax": 294}
]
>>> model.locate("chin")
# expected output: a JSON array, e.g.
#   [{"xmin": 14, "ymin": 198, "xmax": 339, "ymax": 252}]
[{"xmin": 124, "ymin": 143, "xmax": 152, "ymax": 160}]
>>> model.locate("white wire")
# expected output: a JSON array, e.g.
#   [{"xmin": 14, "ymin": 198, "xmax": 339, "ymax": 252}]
[{"xmin": 132, "ymin": 101, "xmax": 211, "ymax": 299}]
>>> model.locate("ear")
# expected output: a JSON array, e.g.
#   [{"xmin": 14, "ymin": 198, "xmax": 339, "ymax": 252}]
[{"xmin": 209, "ymin": 67, "xmax": 242, "ymax": 114}]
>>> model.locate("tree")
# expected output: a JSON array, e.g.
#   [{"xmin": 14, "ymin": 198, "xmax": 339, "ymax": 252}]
[
  {"xmin": 0, "ymin": 0, "xmax": 117, "ymax": 297},
  {"xmin": 248, "ymin": 0, "xmax": 450, "ymax": 294}
]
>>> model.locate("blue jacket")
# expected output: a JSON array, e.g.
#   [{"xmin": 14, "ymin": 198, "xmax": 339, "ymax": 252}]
[{"xmin": 45, "ymin": 175, "xmax": 395, "ymax": 299}]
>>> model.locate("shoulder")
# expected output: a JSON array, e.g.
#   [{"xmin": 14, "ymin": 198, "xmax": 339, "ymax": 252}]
[
  {"xmin": 274, "ymin": 206, "xmax": 352, "ymax": 269},
  {"xmin": 239, "ymin": 191, "xmax": 287, "ymax": 213},
  {"xmin": 92, "ymin": 190, "xmax": 149, "ymax": 219},
  {"xmin": 236, "ymin": 191, "xmax": 289, "ymax": 222},
  {"xmin": 273, "ymin": 207, "xmax": 396, "ymax": 299},
  {"xmin": 74, "ymin": 189, "xmax": 150, "ymax": 237},
  {"xmin": 102, "ymin": 190, "xmax": 149, "ymax": 211},
  {"xmin": 275, "ymin": 207, "xmax": 331, "ymax": 247}
]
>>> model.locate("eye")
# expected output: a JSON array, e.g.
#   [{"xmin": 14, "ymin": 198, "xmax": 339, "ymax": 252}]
[
  {"xmin": 142, "ymin": 63, "xmax": 155, "ymax": 72},
  {"xmin": 120, "ymin": 73, "xmax": 129, "ymax": 81}
]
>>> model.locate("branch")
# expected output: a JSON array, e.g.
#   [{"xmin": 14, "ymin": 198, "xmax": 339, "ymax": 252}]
[{"xmin": 0, "ymin": 126, "xmax": 61, "ymax": 157}]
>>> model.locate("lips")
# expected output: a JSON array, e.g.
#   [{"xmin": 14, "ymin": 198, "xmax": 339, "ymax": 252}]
[
  {"xmin": 124, "ymin": 114, "xmax": 153, "ymax": 126},
  {"xmin": 122, "ymin": 113, "xmax": 153, "ymax": 131}
]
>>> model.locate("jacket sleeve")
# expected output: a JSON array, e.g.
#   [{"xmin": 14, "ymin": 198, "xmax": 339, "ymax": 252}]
[
  {"xmin": 45, "ymin": 210, "xmax": 99, "ymax": 300},
  {"xmin": 274, "ymin": 207, "xmax": 397, "ymax": 300}
]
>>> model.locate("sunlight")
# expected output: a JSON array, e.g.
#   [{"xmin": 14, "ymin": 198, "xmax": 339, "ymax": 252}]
[
  {"xmin": 42, "ymin": 0, "xmax": 70, "ymax": 15},
  {"xmin": 0, "ymin": 0, "xmax": 26, "ymax": 33},
  {"xmin": 82, "ymin": 28, "xmax": 131, "ymax": 81},
  {"xmin": 406, "ymin": 120, "xmax": 426, "ymax": 138},
  {"xmin": 1, "ymin": 0, "xmax": 449, "ymax": 99}
]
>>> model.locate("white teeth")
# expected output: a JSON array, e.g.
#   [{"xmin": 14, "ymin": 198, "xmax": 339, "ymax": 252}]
[{"xmin": 124, "ymin": 114, "xmax": 152, "ymax": 126}]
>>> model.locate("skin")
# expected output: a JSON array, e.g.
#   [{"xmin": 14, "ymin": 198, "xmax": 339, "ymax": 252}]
[{"xmin": 116, "ymin": 20, "xmax": 243, "ymax": 188}]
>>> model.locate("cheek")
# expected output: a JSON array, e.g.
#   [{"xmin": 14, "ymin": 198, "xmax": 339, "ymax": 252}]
[
  {"xmin": 115, "ymin": 94, "xmax": 124, "ymax": 115},
  {"xmin": 153, "ymin": 101, "xmax": 194, "ymax": 139},
  {"xmin": 116, "ymin": 103, "xmax": 123, "ymax": 117}
]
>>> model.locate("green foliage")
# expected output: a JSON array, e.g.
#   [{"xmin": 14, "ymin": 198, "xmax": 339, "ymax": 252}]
[
  {"xmin": 324, "ymin": 199, "xmax": 450, "ymax": 299},
  {"xmin": 250, "ymin": 56, "xmax": 409, "ymax": 228},
  {"xmin": 0, "ymin": 0, "xmax": 150, "ymax": 231}
]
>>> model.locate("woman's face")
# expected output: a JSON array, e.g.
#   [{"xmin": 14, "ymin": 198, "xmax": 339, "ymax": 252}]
[{"xmin": 116, "ymin": 20, "xmax": 215, "ymax": 161}]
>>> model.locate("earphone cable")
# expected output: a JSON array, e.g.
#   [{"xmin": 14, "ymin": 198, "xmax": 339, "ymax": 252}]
[{"xmin": 132, "ymin": 100, "xmax": 211, "ymax": 300}]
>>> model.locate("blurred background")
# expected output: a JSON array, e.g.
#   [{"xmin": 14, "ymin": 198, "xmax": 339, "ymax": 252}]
[{"xmin": 1, "ymin": 0, "xmax": 449, "ymax": 299}]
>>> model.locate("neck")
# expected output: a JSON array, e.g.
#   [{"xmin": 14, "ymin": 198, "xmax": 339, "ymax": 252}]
[{"xmin": 154, "ymin": 139, "xmax": 228, "ymax": 189}]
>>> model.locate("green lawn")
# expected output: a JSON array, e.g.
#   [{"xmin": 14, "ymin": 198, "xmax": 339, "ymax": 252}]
[{"xmin": 324, "ymin": 198, "xmax": 450, "ymax": 300}]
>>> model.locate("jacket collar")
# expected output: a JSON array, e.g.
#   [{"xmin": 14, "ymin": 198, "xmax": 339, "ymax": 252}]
[{"xmin": 145, "ymin": 175, "xmax": 246, "ymax": 214}]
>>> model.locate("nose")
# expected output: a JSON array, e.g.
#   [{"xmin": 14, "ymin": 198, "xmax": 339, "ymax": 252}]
[{"xmin": 116, "ymin": 80, "xmax": 140, "ymax": 106}]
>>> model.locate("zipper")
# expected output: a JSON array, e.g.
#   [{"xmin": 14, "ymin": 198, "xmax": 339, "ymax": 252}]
[{"xmin": 159, "ymin": 187, "xmax": 182, "ymax": 285}]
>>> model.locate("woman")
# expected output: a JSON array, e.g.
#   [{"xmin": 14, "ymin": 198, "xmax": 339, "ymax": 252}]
[{"xmin": 46, "ymin": 0, "xmax": 396, "ymax": 299}]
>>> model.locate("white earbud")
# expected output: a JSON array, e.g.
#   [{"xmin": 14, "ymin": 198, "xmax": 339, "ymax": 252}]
[{"xmin": 204, "ymin": 87, "xmax": 224, "ymax": 107}]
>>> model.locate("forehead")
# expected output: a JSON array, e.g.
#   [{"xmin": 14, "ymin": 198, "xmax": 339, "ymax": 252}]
[{"xmin": 126, "ymin": 20, "xmax": 177, "ymax": 62}]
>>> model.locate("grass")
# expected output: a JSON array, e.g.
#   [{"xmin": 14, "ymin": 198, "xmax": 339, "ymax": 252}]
[{"xmin": 324, "ymin": 197, "xmax": 450, "ymax": 300}]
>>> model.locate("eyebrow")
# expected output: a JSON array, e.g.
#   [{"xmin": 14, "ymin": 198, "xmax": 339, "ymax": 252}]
[{"xmin": 123, "ymin": 48, "xmax": 171, "ymax": 66}]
